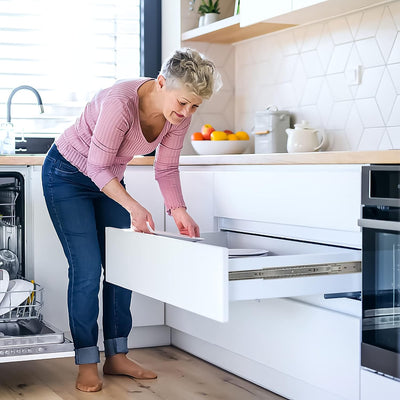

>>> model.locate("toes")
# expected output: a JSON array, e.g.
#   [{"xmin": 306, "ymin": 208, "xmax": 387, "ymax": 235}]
[{"xmin": 76, "ymin": 382, "xmax": 103, "ymax": 392}]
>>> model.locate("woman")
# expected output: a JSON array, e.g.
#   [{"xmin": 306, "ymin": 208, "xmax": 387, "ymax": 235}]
[{"xmin": 41, "ymin": 48, "xmax": 220, "ymax": 392}]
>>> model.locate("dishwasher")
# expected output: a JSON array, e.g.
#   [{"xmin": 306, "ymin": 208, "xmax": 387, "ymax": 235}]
[{"xmin": 0, "ymin": 171, "xmax": 74, "ymax": 362}]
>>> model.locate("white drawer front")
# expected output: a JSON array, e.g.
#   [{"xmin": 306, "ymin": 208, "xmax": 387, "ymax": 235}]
[
  {"xmin": 213, "ymin": 165, "xmax": 362, "ymax": 233},
  {"xmin": 106, "ymin": 228, "xmax": 361, "ymax": 322},
  {"xmin": 106, "ymin": 228, "xmax": 229, "ymax": 322}
]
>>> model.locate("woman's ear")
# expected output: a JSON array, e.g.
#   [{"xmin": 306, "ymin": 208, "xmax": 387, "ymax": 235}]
[{"xmin": 157, "ymin": 75, "xmax": 166, "ymax": 90}]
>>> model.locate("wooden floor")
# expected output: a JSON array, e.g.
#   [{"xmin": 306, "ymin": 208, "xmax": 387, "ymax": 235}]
[{"xmin": 0, "ymin": 346, "xmax": 286, "ymax": 400}]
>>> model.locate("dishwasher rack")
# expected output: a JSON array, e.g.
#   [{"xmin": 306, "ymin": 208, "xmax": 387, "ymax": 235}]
[{"xmin": 0, "ymin": 281, "xmax": 43, "ymax": 322}]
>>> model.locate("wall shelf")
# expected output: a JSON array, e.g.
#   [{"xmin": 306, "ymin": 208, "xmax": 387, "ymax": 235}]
[{"xmin": 181, "ymin": 14, "xmax": 294, "ymax": 44}]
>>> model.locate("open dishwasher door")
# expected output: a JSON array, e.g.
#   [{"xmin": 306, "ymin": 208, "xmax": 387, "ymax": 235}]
[
  {"xmin": 105, "ymin": 224, "xmax": 361, "ymax": 323},
  {"xmin": 0, "ymin": 170, "xmax": 74, "ymax": 362}
]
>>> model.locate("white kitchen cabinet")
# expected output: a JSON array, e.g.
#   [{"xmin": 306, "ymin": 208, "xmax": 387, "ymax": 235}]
[
  {"xmin": 180, "ymin": 0, "xmax": 385, "ymax": 43},
  {"xmin": 105, "ymin": 163, "xmax": 364, "ymax": 399},
  {"xmin": 240, "ymin": 0, "xmax": 292, "ymax": 27},
  {"xmin": 268, "ymin": 0, "xmax": 384, "ymax": 25},
  {"xmin": 106, "ymin": 164, "xmax": 362, "ymax": 323}
]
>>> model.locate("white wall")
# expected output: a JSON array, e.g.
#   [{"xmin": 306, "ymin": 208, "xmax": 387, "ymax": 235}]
[
  {"xmin": 235, "ymin": 1, "xmax": 400, "ymax": 151},
  {"xmin": 180, "ymin": 1, "xmax": 400, "ymax": 153}
]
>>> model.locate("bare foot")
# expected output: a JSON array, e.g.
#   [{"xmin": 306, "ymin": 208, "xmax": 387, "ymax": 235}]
[
  {"xmin": 103, "ymin": 353, "xmax": 157, "ymax": 379},
  {"xmin": 76, "ymin": 363, "xmax": 103, "ymax": 392}
]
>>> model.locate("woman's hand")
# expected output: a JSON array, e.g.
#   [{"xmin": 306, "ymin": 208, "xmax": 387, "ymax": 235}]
[
  {"xmin": 129, "ymin": 202, "xmax": 155, "ymax": 233},
  {"xmin": 101, "ymin": 178, "xmax": 154, "ymax": 233},
  {"xmin": 170, "ymin": 207, "xmax": 200, "ymax": 238}
]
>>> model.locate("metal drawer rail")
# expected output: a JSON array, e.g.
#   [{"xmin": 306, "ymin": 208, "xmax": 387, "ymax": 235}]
[{"xmin": 229, "ymin": 261, "xmax": 361, "ymax": 281}]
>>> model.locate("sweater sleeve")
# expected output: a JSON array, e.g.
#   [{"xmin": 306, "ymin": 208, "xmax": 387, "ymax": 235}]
[
  {"xmin": 86, "ymin": 98, "xmax": 131, "ymax": 189},
  {"xmin": 154, "ymin": 117, "xmax": 191, "ymax": 214}
]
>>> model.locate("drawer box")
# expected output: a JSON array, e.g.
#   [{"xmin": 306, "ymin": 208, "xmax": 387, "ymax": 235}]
[{"xmin": 105, "ymin": 227, "xmax": 361, "ymax": 322}]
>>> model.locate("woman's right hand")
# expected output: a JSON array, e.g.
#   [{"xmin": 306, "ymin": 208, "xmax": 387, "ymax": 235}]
[
  {"xmin": 101, "ymin": 178, "xmax": 155, "ymax": 233},
  {"xmin": 130, "ymin": 202, "xmax": 155, "ymax": 233}
]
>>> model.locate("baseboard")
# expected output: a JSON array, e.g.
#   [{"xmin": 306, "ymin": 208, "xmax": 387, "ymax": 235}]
[{"xmin": 171, "ymin": 329, "xmax": 344, "ymax": 400}]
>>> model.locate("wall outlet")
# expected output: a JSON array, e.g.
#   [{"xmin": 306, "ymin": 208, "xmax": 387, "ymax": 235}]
[{"xmin": 346, "ymin": 65, "xmax": 362, "ymax": 86}]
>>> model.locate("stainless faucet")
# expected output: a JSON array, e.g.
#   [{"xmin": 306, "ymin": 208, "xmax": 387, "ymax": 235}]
[{"xmin": 6, "ymin": 85, "xmax": 44, "ymax": 124}]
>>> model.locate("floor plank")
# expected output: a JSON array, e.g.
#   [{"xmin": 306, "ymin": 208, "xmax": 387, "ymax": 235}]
[{"xmin": 0, "ymin": 346, "xmax": 286, "ymax": 400}]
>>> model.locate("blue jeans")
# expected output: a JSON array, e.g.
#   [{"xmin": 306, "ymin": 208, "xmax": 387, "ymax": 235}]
[{"xmin": 42, "ymin": 144, "xmax": 132, "ymax": 365}]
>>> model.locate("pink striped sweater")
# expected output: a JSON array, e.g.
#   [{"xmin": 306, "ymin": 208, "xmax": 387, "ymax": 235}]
[{"xmin": 56, "ymin": 78, "xmax": 191, "ymax": 212}]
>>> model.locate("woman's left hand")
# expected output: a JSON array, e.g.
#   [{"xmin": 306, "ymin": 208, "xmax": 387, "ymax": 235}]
[{"xmin": 170, "ymin": 207, "xmax": 200, "ymax": 238}]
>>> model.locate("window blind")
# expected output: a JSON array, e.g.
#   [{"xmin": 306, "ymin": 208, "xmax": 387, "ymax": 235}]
[{"xmin": 0, "ymin": 0, "xmax": 140, "ymax": 137}]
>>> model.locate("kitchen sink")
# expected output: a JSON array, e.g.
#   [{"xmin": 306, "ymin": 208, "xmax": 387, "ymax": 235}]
[{"xmin": 15, "ymin": 137, "xmax": 55, "ymax": 155}]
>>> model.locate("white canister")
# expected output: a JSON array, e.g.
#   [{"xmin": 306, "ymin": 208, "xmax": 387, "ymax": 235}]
[{"xmin": 252, "ymin": 106, "xmax": 290, "ymax": 153}]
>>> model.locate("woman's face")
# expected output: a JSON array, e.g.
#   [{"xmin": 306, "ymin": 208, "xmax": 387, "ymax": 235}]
[{"xmin": 159, "ymin": 76, "xmax": 203, "ymax": 125}]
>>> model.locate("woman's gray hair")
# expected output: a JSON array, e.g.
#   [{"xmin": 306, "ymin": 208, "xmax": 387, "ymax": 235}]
[{"xmin": 159, "ymin": 48, "xmax": 222, "ymax": 99}]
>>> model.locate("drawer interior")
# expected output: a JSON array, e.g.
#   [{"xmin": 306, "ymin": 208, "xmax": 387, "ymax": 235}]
[{"xmin": 201, "ymin": 231, "xmax": 361, "ymax": 273}]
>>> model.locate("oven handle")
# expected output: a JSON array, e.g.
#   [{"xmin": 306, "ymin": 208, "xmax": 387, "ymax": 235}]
[{"xmin": 358, "ymin": 218, "xmax": 400, "ymax": 232}]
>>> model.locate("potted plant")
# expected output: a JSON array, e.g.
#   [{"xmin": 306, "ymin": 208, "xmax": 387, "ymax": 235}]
[{"xmin": 198, "ymin": 0, "xmax": 220, "ymax": 26}]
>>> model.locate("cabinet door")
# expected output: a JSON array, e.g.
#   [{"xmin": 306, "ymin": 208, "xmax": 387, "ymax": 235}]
[
  {"xmin": 167, "ymin": 298, "xmax": 361, "ymax": 400},
  {"xmin": 240, "ymin": 0, "xmax": 292, "ymax": 27},
  {"xmin": 165, "ymin": 169, "xmax": 215, "ymax": 234}
]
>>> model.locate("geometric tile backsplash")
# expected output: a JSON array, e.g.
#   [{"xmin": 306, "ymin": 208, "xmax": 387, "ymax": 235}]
[{"xmin": 184, "ymin": 1, "xmax": 400, "ymax": 154}]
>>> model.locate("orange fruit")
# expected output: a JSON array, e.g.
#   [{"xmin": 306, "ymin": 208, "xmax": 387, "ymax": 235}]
[
  {"xmin": 235, "ymin": 131, "xmax": 249, "ymax": 140},
  {"xmin": 227, "ymin": 134, "xmax": 238, "ymax": 140},
  {"xmin": 210, "ymin": 131, "xmax": 228, "ymax": 141},
  {"xmin": 191, "ymin": 132, "xmax": 203, "ymax": 141}
]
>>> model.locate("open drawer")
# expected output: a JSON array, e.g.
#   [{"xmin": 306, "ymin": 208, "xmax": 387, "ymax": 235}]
[{"xmin": 105, "ymin": 228, "xmax": 361, "ymax": 322}]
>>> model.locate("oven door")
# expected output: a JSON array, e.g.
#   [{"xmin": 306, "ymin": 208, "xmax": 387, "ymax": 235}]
[
  {"xmin": 105, "ymin": 227, "xmax": 361, "ymax": 323},
  {"xmin": 359, "ymin": 218, "xmax": 400, "ymax": 379}
]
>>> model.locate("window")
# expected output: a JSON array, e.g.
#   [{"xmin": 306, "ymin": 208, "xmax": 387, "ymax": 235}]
[{"xmin": 0, "ymin": 0, "xmax": 141, "ymax": 137}]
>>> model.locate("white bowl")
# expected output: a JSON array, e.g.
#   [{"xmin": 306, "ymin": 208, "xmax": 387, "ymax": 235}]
[
  {"xmin": 0, "ymin": 279, "xmax": 34, "ymax": 316},
  {"xmin": 191, "ymin": 140, "xmax": 249, "ymax": 155}
]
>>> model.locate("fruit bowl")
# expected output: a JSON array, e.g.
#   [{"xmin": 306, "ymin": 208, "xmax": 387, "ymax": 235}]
[{"xmin": 191, "ymin": 140, "xmax": 250, "ymax": 155}]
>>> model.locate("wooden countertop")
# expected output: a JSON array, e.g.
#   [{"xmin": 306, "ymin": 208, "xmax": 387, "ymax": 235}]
[
  {"xmin": 0, "ymin": 150, "xmax": 398, "ymax": 166},
  {"xmin": 179, "ymin": 150, "xmax": 400, "ymax": 165}
]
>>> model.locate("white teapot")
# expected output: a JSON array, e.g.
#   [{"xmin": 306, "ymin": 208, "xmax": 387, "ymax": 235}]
[{"xmin": 286, "ymin": 120, "xmax": 327, "ymax": 153}]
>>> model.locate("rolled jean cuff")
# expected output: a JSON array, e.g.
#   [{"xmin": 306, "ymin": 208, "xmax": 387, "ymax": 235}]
[
  {"xmin": 104, "ymin": 337, "xmax": 128, "ymax": 357},
  {"xmin": 75, "ymin": 346, "xmax": 100, "ymax": 365}
]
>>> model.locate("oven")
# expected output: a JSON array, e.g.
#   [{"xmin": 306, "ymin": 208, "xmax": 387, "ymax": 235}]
[
  {"xmin": 358, "ymin": 164, "xmax": 400, "ymax": 380},
  {"xmin": 0, "ymin": 170, "xmax": 74, "ymax": 362}
]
